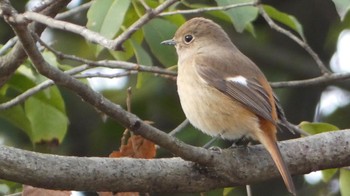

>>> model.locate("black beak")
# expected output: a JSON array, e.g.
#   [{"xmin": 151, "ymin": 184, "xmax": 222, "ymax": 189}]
[{"xmin": 161, "ymin": 39, "xmax": 176, "ymax": 46}]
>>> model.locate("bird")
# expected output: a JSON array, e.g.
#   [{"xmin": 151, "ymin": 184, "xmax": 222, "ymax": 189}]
[{"xmin": 161, "ymin": 17, "xmax": 296, "ymax": 195}]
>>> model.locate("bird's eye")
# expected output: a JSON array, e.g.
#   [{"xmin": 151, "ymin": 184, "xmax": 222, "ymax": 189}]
[{"xmin": 184, "ymin": 34, "xmax": 194, "ymax": 44}]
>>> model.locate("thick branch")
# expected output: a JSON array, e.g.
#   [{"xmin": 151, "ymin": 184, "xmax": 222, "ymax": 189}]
[
  {"xmin": 0, "ymin": 0, "xmax": 70, "ymax": 87},
  {"xmin": 0, "ymin": 130, "xmax": 349, "ymax": 192}
]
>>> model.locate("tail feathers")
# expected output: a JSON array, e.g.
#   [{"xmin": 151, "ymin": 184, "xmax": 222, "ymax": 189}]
[{"xmin": 256, "ymin": 132, "xmax": 296, "ymax": 195}]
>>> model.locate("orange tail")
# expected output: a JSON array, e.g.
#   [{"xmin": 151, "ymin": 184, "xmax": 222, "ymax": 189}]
[{"xmin": 256, "ymin": 131, "xmax": 296, "ymax": 195}]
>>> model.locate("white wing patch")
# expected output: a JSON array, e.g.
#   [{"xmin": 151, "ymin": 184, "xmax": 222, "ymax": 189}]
[{"xmin": 226, "ymin": 75, "xmax": 248, "ymax": 86}]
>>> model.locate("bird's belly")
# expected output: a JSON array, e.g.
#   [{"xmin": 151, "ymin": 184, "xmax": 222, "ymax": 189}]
[{"xmin": 177, "ymin": 76, "xmax": 260, "ymax": 140}]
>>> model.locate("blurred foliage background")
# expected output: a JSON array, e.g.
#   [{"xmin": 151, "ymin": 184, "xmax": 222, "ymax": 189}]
[{"xmin": 1, "ymin": 0, "xmax": 350, "ymax": 195}]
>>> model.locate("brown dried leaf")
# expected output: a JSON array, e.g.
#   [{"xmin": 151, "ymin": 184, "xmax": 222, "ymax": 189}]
[
  {"xmin": 109, "ymin": 135, "xmax": 156, "ymax": 159},
  {"xmin": 99, "ymin": 192, "xmax": 139, "ymax": 196},
  {"xmin": 23, "ymin": 185, "xmax": 71, "ymax": 196}
]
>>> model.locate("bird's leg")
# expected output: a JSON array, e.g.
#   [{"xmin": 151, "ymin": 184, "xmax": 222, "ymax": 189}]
[{"xmin": 229, "ymin": 136, "xmax": 251, "ymax": 148}]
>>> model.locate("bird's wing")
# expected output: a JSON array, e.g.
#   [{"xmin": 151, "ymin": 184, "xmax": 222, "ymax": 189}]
[{"xmin": 195, "ymin": 54, "xmax": 275, "ymax": 124}]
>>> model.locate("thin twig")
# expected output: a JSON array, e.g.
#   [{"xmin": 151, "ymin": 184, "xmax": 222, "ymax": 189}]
[
  {"xmin": 0, "ymin": 0, "xmax": 70, "ymax": 88},
  {"xmin": 271, "ymin": 72, "xmax": 350, "ymax": 88},
  {"xmin": 112, "ymin": 0, "xmax": 179, "ymax": 50},
  {"xmin": 7, "ymin": 8, "xmax": 217, "ymax": 168},
  {"xmin": 121, "ymin": 87, "xmax": 133, "ymax": 146},
  {"xmin": 0, "ymin": 64, "xmax": 89, "ymax": 110},
  {"xmin": 159, "ymin": 2, "xmax": 256, "ymax": 16},
  {"xmin": 139, "ymin": 0, "xmax": 151, "ymax": 11},
  {"xmin": 168, "ymin": 119, "xmax": 189, "ymax": 136},
  {"xmin": 4, "ymin": 192, "xmax": 22, "ymax": 196},
  {"xmin": 258, "ymin": 5, "xmax": 331, "ymax": 75},
  {"xmin": 202, "ymin": 136, "xmax": 219, "ymax": 149},
  {"xmin": 0, "ymin": 36, "xmax": 17, "ymax": 55},
  {"xmin": 246, "ymin": 185, "xmax": 252, "ymax": 196},
  {"xmin": 23, "ymin": 11, "xmax": 117, "ymax": 50},
  {"xmin": 55, "ymin": 1, "xmax": 93, "ymax": 20},
  {"xmin": 0, "ymin": 33, "xmax": 175, "ymax": 110},
  {"xmin": 34, "ymin": 34, "xmax": 177, "ymax": 77},
  {"xmin": 75, "ymin": 71, "xmax": 137, "ymax": 79},
  {"xmin": 22, "ymin": 0, "xmax": 179, "ymax": 51},
  {"xmin": 126, "ymin": 87, "xmax": 132, "ymax": 113}
]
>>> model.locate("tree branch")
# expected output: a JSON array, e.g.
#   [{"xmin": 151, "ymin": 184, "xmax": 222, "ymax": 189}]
[
  {"xmin": 0, "ymin": 130, "xmax": 349, "ymax": 192},
  {"xmin": 0, "ymin": 33, "xmax": 176, "ymax": 111},
  {"xmin": 112, "ymin": 0, "xmax": 179, "ymax": 50},
  {"xmin": 22, "ymin": 0, "xmax": 179, "ymax": 51},
  {"xmin": 5, "ymin": 7, "xmax": 350, "ymax": 193},
  {"xmin": 0, "ymin": 0, "xmax": 71, "ymax": 87},
  {"xmin": 34, "ymin": 35, "xmax": 176, "ymax": 77},
  {"xmin": 159, "ymin": 2, "xmax": 256, "ymax": 16},
  {"xmin": 1, "ymin": 1, "xmax": 350, "ymax": 194},
  {"xmin": 271, "ymin": 72, "xmax": 350, "ymax": 88},
  {"xmin": 257, "ymin": 4, "xmax": 331, "ymax": 75},
  {"xmin": 4, "ymin": 3, "xmax": 212, "ymax": 167},
  {"xmin": 23, "ymin": 11, "xmax": 118, "ymax": 50},
  {"xmin": 75, "ymin": 70, "xmax": 137, "ymax": 79},
  {"xmin": 0, "ymin": 64, "xmax": 89, "ymax": 110},
  {"xmin": 157, "ymin": 1, "xmax": 331, "ymax": 77},
  {"xmin": 55, "ymin": 1, "xmax": 92, "ymax": 20}
]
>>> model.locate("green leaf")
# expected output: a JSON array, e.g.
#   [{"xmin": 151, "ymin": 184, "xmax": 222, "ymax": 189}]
[
  {"xmin": 25, "ymin": 95, "xmax": 68, "ymax": 144},
  {"xmin": 162, "ymin": 14, "xmax": 186, "ymax": 27},
  {"xmin": 322, "ymin": 168, "xmax": 338, "ymax": 182},
  {"xmin": 42, "ymin": 50, "xmax": 59, "ymax": 68},
  {"xmin": 131, "ymin": 40, "xmax": 152, "ymax": 66},
  {"xmin": 124, "ymin": 3, "xmax": 142, "ymax": 29},
  {"xmin": 0, "ymin": 84, "xmax": 8, "ymax": 96},
  {"xmin": 332, "ymin": 0, "xmax": 350, "ymax": 21},
  {"xmin": 109, "ymin": 22, "xmax": 143, "ymax": 61},
  {"xmin": 109, "ymin": 39, "xmax": 134, "ymax": 61},
  {"xmin": 1, "ymin": 73, "xmax": 37, "ymax": 140},
  {"xmin": 16, "ymin": 65, "xmax": 36, "ymax": 82},
  {"xmin": 7, "ymin": 72, "xmax": 36, "ymax": 93},
  {"xmin": 299, "ymin": 121, "xmax": 339, "ymax": 135},
  {"xmin": 87, "ymin": 0, "xmax": 131, "ymax": 56},
  {"xmin": 143, "ymin": 18, "xmax": 178, "ymax": 66},
  {"xmin": 87, "ymin": 0, "xmax": 131, "ymax": 39},
  {"xmin": 263, "ymin": 5, "xmax": 305, "ymax": 40},
  {"xmin": 223, "ymin": 187, "xmax": 235, "ymax": 196},
  {"xmin": 0, "ymin": 98, "xmax": 32, "ymax": 138},
  {"xmin": 340, "ymin": 169, "xmax": 350, "ymax": 196},
  {"xmin": 39, "ymin": 86, "xmax": 66, "ymax": 114},
  {"xmin": 107, "ymin": 4, "xmax": 142, "ymax": 61},
  {"xmin": 2, "ymin": 68, "xmax": 68, "ymax": 144},
  {"xmin": 215, "ymin": 0, "xmax": 258, "ymax": 33},
  {"xmin": 131, "ymin": 39, "xmax": 153, "ymax": 88}
]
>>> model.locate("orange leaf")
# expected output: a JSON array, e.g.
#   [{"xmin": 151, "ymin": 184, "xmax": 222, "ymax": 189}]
[
  {"xmin": 23, "ymin": 185, "xmax": 71, "ymax": 196},
  {"xmin": 116, "ymin": 192, "xmax": 139, "ymax": 196},
  {"xmin": 110, "ymin": 135, "xmax": 156, "ymax": 159},
  {"xmin": 99, "ymin": 192, "xmax": 139, "ymax": 196}
]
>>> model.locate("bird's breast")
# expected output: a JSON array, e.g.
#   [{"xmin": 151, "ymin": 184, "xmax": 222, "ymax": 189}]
[{"xmin": 177, "ymin": 62, "xmax": 260, "ymax": 140}]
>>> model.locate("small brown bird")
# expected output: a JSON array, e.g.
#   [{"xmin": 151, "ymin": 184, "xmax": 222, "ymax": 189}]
[{"xmin": 162, "ymin": 17, "xmax": 296, "ymax": 195}]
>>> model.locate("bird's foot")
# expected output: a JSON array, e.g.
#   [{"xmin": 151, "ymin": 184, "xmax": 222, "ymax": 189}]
[
  {"xmin": 229, "ymin": 136, "xmax": 251, "ymax": 149},
  {"xmin": 208, "ymin": 146, "xmax": 222, "ymax": 154}
]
